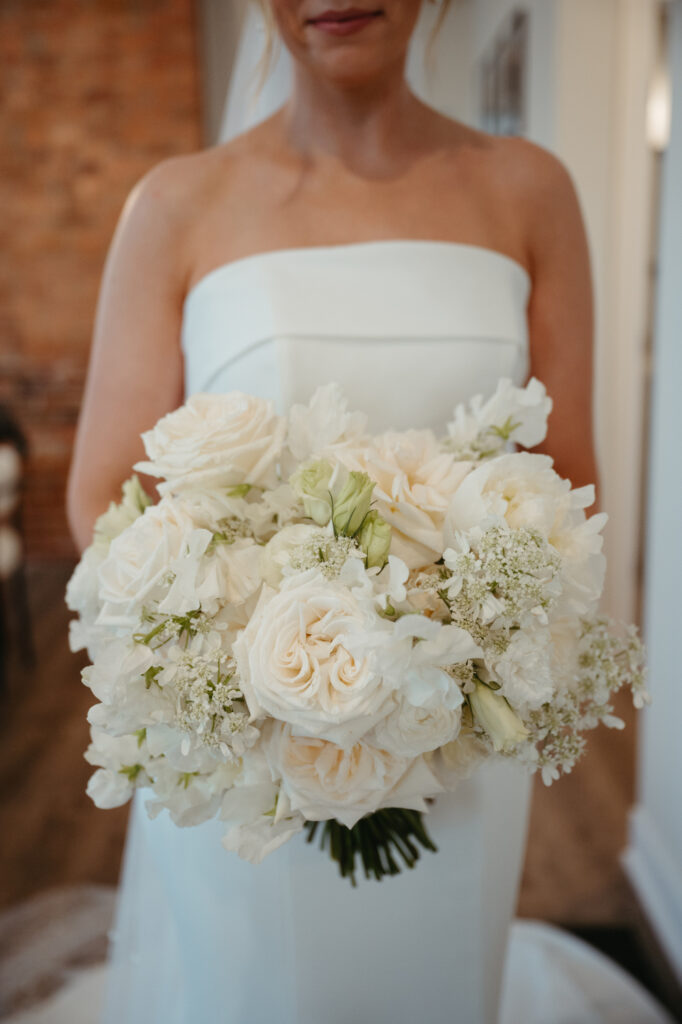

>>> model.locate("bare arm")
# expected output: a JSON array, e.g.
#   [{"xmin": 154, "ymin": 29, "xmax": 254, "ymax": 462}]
[
  {"xmin": 523, "ymin": 147, "xmax": 599, "ymax": 507},
  {"xmin": 66, "ymin": 160, "xmax": 191, "ymax": 552}
]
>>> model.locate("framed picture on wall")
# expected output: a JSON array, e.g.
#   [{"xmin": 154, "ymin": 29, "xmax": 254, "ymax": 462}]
[{"xmin": 480, "ymin": 9, "xmax": 529, "ymax": 137}]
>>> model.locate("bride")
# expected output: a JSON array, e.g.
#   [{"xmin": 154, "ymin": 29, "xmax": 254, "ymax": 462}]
[{"xmin": 67, "ymin": 1, "xmax": 599, "ymax": 1021}]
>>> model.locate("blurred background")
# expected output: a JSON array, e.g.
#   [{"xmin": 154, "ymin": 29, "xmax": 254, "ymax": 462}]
[{"xmin": 0, "ymin": 0, "xmax": 681, "ymax": 1019}]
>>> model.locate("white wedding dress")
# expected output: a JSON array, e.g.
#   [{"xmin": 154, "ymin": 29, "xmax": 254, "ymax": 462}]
[{"xmin": 101, "ymin": 239, "xmax": 535, "ymax": 1024}]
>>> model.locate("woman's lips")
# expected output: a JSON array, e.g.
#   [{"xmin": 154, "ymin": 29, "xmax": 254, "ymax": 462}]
[{"xmin": 306, "ymin": 8, "xmax": 384, "ymax": 36}]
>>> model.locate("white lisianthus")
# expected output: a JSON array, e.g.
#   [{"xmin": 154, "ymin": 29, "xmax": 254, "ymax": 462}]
[
  {"xmin": 135, "ymin": 392, "xmax": 285, "ymax": 494},
  {"xmin": 233, "ymin": 569, "xmax": 394, "ymax": 745},
  {"xmin": 263, "ymin": 722, "xmax": 443, "ymax": 828},
  {"xmin": 96, "ymin": 498, "xmax": 209, "ymax": 626},
  {"xmin": 289, "ymin": 458, "xmax": 336, "ymax": 525},
  {"xmin": 286, "ymin": 383, "xmax": 369, "ymax": 463},
  {"xmin": 446, "ymin": 377, "xmax": 552, "ymax": 458},
  {"xmin": 340, "ymin": 430, "xmax": 471, "ymax": 569},
  {"xmin": 469, "ymin": 681, "xmax": 529, "ymax": 752}
]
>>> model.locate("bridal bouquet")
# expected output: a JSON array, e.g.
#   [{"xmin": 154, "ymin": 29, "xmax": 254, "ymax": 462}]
[{"xmin": 67, "ymin": 380, "xmax": 647, "ymax": 883}]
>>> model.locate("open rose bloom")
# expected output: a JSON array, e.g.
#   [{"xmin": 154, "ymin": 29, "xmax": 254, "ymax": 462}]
[{"xmin": 67, "ymin": 380, "xmax": 648, "ymax": 882}]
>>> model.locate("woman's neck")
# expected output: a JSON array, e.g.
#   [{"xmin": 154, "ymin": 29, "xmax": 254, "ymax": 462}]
[{"xmin": 281, "ymin": 63, "xmax": 432, "ymax": 176}]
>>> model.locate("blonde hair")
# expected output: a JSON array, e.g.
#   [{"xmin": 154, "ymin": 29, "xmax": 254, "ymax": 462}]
[{"xmin": 251, "ymin": 0, "xmax": 453, "ymax": 88}]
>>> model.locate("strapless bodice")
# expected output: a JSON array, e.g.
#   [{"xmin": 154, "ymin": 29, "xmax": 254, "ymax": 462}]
[
  {"xmin": 102, "ymin": 240, "xmax": 535, "ymax": 1024},
  {"xmin": 181, "ymin": 240, "xmax": 531, "ymax": 430}
]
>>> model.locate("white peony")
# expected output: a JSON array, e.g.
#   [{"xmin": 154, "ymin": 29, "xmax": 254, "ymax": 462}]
[
  {"xmin": 233, "ymin": 569, "xmax": 394, "ymax": 745},
  {"xmin": 96, "ymin": 498, "xmax": 208, "ymax": 625},
  {"xmin": 135, "ymin": 392, "xmax": 285, "ymax": 494},
  {"xmin": 262, "ymin": 722, "xmax": 443, "ymax": 828},
  {"xmin": 340, "ymin": 430, "xmax": 471, "ymax": 569}
]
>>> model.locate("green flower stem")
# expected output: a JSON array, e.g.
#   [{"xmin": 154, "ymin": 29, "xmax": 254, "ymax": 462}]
[{"xmin": 303, "ymin": 808, "xmax": 438, "ymax": 885}]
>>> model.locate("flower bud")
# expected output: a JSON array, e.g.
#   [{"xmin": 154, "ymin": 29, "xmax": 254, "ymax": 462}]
[
  {"xmin": 358, "ymin": 510, "xmax": 391, "ymax": 569},
  {"xmin": 289, "ymin": 459, "xmax": 334, "ymax": 526},
  {"xmin": 332, "ymin": 471, "xmax": 375, "ymax": 537},
  {"xmin": 469, "ymin": 681, "xmax": 528, "ymax": 752}
]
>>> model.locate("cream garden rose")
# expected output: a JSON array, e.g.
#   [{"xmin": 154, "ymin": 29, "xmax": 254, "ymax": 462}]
[
  {"xmin": 135, "ymin": 392, "xmax": 286, "ymax": 494},
  {"xmin": 233, "ymin": 568, "xmax": 395, "ymax": 745},
  {"xmin": 262, "ymin": 722, "xmax": 443, "ymax": 828},
  {"xmin": 340, "ymin": 430, "xmax": 472, "ymax": 569}
]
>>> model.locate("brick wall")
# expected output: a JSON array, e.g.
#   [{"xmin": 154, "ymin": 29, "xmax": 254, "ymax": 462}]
[{"xmin": 0, "ymin": 0, "xmax": 202, "ymax": 559}]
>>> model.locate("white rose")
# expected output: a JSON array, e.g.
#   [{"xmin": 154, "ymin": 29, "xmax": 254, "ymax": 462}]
[
  {"xmin": 233, "ymin": 569, "xmax": 394, "ymax": 745},
  {"xmin": 373, "ymin": 700, "xmax": 462, "ymax": 758},
  {"xmin": 263, "ymin": 722, "xmax": 443, "ymax": 828},
  {"xmin": 340, "ymin": 430, "xmax": 471, "ymax": 569},
  {"xmin": 135, "ymin": 392, "xmax": 285, "ymax": 494},
  {"xmin": 97, "ymin": 498, "xmax": 206, "ymax": 624}
]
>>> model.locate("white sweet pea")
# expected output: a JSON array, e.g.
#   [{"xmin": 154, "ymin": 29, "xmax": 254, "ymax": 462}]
[
  {"xmin": 446, "ymin": 377, "xmax": 552, "ymax": 457},
  {"xmin": 263, "ymin": 722, "xmax": 443, "ymax": 829},
  {"xmin": 93, "ymin": 475, "xmax": 151, "ymax": 549},
  {"xmin": 135, "ymin": 392, "xmax": 285, "ymax": 494}
]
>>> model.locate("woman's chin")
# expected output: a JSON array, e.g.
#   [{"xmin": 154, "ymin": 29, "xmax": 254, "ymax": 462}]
[{"xmin": 306, "ymin": 48, "xmax": 397, "ymax": 88}]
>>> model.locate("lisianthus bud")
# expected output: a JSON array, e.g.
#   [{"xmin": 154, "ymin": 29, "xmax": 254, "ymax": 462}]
[
  {"xmin": 289, "ymin": 459, "xmax": 334, "ymax": 526},
  {"xmin": 94, "ymin": 475, "xmax": 151, "ymax": 548},
  {"xmin": 469, "ymin": 681, "xmax": 528, "ymax": 752},
  {"xmin": 358, "ymin": 510, "xmax": 391, "ymax": 568},
  {"xmin": 332, "ymin": 471, "xmax": 375, "ymax": 537}
]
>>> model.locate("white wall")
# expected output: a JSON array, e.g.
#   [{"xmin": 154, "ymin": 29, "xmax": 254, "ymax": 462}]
[{"xmin": 624, "ymin": 0, "xmax": 682, "ymax": 981}]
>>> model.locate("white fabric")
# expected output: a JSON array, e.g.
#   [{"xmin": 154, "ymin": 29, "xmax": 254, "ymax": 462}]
[
  {"xmin": 9, "ymin": 926, "xmax": 673, "ymax": 1024},
  {"xmin": 97, "ymin": 240, "xmax": 673, "ymax": 1023}
]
